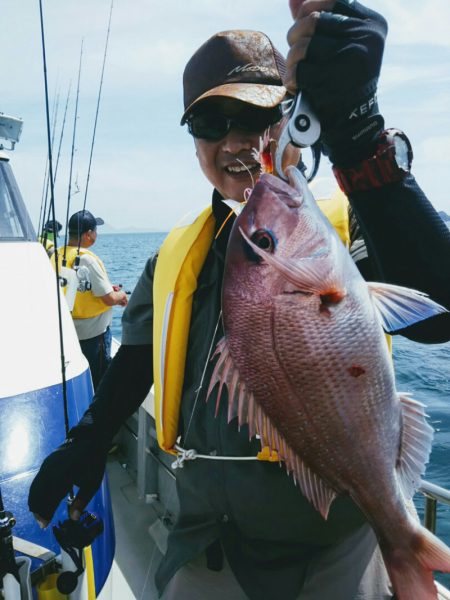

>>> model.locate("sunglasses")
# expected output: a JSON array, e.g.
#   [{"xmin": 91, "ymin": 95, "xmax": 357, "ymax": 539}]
[{"xmin": 187, "ymin": 105, "xmax": 284, "ymax": 141}]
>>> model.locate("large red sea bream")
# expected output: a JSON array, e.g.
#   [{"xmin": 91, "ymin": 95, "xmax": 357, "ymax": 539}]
[{"xmin": 208, "ymin": 167, "xmax": 450, "ymax": 599}]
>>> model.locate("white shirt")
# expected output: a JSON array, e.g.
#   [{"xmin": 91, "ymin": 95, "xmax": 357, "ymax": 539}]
[{"xmin": 73, "ymin": 252, "xmax": 113, "ymax": 341}]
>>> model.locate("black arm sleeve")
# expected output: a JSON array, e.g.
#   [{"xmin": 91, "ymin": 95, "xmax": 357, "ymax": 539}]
[
  {"xmin": 69, "ymin": 255, "xmax": 157, "ymax": 443},
  {"xmin": 348, "ymin": 203, "xmax": 376, "ymax": 281},
  {"xmin": 349, "ymin": 174, "xmax": 450, "ymax": 343},
  {"xmin": 70, "ymin": 343, "xmax": 153, "ymax": 444}
]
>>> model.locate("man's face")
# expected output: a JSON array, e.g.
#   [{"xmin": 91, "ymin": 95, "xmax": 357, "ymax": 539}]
[{"xmin": 191, "ymin": 98, "xmax": 301, "ymax": 201}]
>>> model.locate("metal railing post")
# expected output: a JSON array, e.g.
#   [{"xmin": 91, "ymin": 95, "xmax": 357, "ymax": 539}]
[
  {"xmin": 424, "ymin": 496, "xmax": 437, "ymax": 533},
  {"xmin": 419, "ymin": 480, "xmax": 450, "ymax": 536}
]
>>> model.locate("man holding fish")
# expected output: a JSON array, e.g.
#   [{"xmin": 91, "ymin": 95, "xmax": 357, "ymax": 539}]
[{"xmin": 29, "ymin": 1, "xmax": 450, "ymax": 599}]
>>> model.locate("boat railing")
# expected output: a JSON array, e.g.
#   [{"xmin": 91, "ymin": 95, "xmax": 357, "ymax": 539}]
[
  {"xmin": 417, "ymin": 481, "xmax": 450, "ymax": 599},
  {"xmin": 419, "ymin": 480, "xmax": 450, "ymax": 534}
]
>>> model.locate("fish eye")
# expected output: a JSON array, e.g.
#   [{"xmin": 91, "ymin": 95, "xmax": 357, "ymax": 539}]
[{"xmin": 250, "ymin": 229, "xmax": 276, "ymax": 253}]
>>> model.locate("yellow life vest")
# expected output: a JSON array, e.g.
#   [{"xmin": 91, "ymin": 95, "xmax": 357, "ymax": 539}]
[
  {"xmin": 153, "ymin": 207, "xmax": 216, "ymax": 454},
  {"xmin": 316, "ymin": 187, "xmax": 350, "ymax": 249},
  {"xmin": 152, "ymin": 190, "xmax": 387, "ymax": 457},
  {"xmin": 51, "ymin": 246, "xmax": 111, "ymax": 319},
  {"xmin": 38, "ymin": 235, "xmax": 55, "ymax": 255}
]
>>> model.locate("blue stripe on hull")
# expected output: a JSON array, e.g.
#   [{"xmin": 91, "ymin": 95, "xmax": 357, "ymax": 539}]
[{"xmin": 0, "ymin": 369, "xmax": 115, "ymax": 595}]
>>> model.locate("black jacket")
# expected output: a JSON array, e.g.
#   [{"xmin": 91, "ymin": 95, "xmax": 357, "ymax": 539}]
[{"xmin": 75, "ymin": 174, "xmax": 450, "ymax": 599}]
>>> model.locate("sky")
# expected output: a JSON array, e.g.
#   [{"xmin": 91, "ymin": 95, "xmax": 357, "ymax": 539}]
[{"xmin": 2, "ymin": 0, "xmax": 450, "ymax": 232}]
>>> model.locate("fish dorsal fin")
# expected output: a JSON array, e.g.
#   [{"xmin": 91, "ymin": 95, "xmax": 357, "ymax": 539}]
[
  {"xmin": 208, "ymin": 337, "xmax": 337, "ymax": 519},
  {"xmin": 367, "ymin": 282, "xmax": 447, "ymax": 333},
  {"xmin": 207, "ymin": 337, "xmax": 254, "ymax": 424},
  {"xmin": 397, "ymin": 393, "xmax": 434, "ymax": 499}
]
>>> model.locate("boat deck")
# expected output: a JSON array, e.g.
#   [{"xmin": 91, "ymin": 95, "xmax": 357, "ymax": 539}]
[
  {"xmin": 107, "ymin": 454, "xmax": 166, "ymax": 600},
  {"xmin": 107, "ymin": 452, "xmax": 450, "ymax": 600}
]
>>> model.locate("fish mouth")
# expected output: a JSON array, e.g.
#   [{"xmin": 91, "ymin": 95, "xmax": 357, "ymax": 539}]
[
  {"xmin": 255, "ymin": 172, "xmax": 302, "ymax": 208},
  {"xmin": 285, "ymin": 165, "xmax": 310, "ymax": 198}
]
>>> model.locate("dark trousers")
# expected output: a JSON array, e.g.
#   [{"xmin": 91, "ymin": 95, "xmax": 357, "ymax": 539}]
[
  {"xmin": 161, "ymin": 524, "xmax": 393, "ymax": 600},
  {"xmin": 79, "ymin": 326, "xmax": 112, "ymax": 391}
]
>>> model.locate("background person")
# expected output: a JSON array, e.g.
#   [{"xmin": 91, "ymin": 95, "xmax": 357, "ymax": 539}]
[
  {"xmin": 29, "ymin": 2, "xmax": 450, "ymax": 599},
  {"xmin": 59, "ymin": 209, "xmax": 128, "ymax": 390},
  {"xmin": 39, "ymin": 218, "xmax": 62, "ymax": 257}
]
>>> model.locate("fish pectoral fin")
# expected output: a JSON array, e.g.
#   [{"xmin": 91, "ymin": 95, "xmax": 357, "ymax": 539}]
[
  {"xmin": 240, "ymin": 227, "xmax": 342, "ymax": 295},
  {"xmin": 256, "ymin": 410, "xmax": 337, "ymax": 520},
  {"xmin": 397, "ymin": 393, "xmax": 434, "ymax": 499},
  {"xmin": 207, "ymin": 337, "xmax": 255, "ymax": 428},
  {"xmin": 367, "ymin": 282, "xmax": 447, "ymax": 332}
]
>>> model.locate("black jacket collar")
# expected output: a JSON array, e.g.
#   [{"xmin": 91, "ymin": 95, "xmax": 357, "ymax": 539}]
[{"xmin": 211, "ymin": 189, "xmax": 236, "ymax": 260}]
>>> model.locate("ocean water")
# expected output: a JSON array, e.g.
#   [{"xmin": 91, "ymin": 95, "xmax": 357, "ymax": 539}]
[
  {"xmin": 96, "ymin": 231, "xmax": 450, "ymax": 583},
  {"xmin": 95, "ymin": 231, "xmax": 167, "ymax": 335}
]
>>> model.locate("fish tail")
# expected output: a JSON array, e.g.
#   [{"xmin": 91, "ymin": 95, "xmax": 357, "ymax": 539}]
[{"xmin": 384, "ymin": 524, "xmax": 450, "ymax": 600}]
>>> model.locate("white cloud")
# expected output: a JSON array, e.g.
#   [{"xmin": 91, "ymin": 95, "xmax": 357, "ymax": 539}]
[
  {"xmin": 381, "ymin": 63, "xmax": 450, "ymax": 93},
  {"xmin": 371, "ymin": 0, "xmax": 450, "ymax": 47},
  {"xmin": 418, "ymin": 136, "xmax": 450, "ymax": 165},
  {"xmin": 11, "ymin": 138, "xmax": 213, "ymax": 231},
  {"xmin": 3, "ymin": 0, "xmax": 450, "ymax": 225}
]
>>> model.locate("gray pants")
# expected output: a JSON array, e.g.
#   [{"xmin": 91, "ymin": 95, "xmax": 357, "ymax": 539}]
[{"xmin": 161, "ymin": 523, "xmax": 392, "ymax": 600}]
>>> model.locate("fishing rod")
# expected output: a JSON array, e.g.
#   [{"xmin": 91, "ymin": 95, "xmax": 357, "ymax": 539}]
[
  {"xmin": 38, "ymin": 0, "xmax": 70, "ymax": 438},
  {"xmin": 55, "ymin": 42, "xmax": 84, "ymax": 312},
  {"xmin": 37, "ymin": 5, "xmax": 109, "ymax": 596},
  {"xmin": 44, "ymin": 83, "xmax": 71, "ymax": 220},
  {"xmin": 38, "ymin": 5, "xmax": 99, "ymax": 596},
  {"xmin": 37, "ymin": 87, "xmax": 57, "ymax": 238},
  {"xmin": 51, "ymin": 83, "xmax": 71, "ymax": 185},
  {"xmin": 77, "ymin": 0, "xmax": 114, "ymax": 255},
  {"xmin": 37, "ymin": 88, "xmax": 59, "ymax": 241},
  {"xmin": 42, "ymin": 82, "xmax": 72, "ymax": 247},
  {"xmin": 63, "ymin": 40, "xmax": 83, "ymax": 264}
]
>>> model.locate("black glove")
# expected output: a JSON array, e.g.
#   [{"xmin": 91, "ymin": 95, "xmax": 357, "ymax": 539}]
[
  {"xmin": 296, "ymin": 0, "xmax": 388, "ymax": 167},
  {"xmin": 28, "ymin": 433, "xmax": 108, "ymax": 524},
  {"xmin": 28, "ymin": 344, "xmax": 153, "ymax": 524}
]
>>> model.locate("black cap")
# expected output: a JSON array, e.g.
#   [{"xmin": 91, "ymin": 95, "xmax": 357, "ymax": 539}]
[
  {"xmin": 181, "ymin": 30, "xmax": 287, "ymax": 124},
  {"xmin": 68, "ymin": 210, "xmax": 104, "ymax": 235},
  {"xmin": 43, "ymin": 219, "xmax": 63, "ymax": 233}
]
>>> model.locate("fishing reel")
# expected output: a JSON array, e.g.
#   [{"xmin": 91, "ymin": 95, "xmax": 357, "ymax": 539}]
[
  {"xmin": 76, "ymin": 265, "xmax": 92, "ymax": 292},
  {"xmin": 0, "ymin": 506, "xmax": 19, "ymax": 584},
  {"xmin": 53, "ymin": 511, "xmax": 103, "ymax": 595}
]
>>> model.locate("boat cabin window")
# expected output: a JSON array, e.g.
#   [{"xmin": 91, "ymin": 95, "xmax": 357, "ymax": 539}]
[{"xmin": 0, "ymin": 160, "xmax": 35, "ymax": 241}]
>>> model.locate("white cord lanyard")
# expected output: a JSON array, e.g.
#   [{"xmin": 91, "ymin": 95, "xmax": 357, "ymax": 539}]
[{"xmin": 171, "ymin": 443, "xmax": 259, "ymax": 470}]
